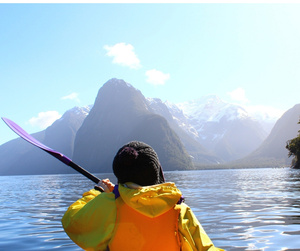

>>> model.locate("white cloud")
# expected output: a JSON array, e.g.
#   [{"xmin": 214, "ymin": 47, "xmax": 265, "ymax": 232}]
[
  {"xmin": 29, "ymin": 111, "xmax": 62, "ymax": 129},
  {"xmin": 227, "ymin": 87, "xmax": 248, "ymax": 103},
  {"xmin": 246, "ymin": 105, "xmax": 284, "ymax": 121},
  {"xmin": 61, "ymin": 92, "xmax": 80, "ymax": 102},
  {"xmin": 104, "ymin": 43, "xmax": 141, "ymax": 69},
  {"xmin": 145, "ymin": 69, "xmax": 170, "ymax": 85}
]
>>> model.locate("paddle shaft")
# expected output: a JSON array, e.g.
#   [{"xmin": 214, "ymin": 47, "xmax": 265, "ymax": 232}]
[{"xmin": 68, "ymin": 161, "xmax": 100, "ymax": 183}]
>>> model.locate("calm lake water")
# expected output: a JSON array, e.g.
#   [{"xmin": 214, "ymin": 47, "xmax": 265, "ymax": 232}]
[{"xmin": 0, "ymin": 168, "xmax": 300, "ymax": 251}]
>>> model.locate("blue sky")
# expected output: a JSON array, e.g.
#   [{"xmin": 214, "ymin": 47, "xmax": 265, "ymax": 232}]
[{"xmin": 1, "ymin": 3, "xmax": 300, "ymax": 145}]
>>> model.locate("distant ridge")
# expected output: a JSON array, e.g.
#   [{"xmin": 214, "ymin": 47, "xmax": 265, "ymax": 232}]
[
  {"xmin": 234, "ymin": 104, "xmax": 300, "ymax": 167},
  {"xmin": 0, "ymin": 107, "xmax": 89, "ymax": 175}
]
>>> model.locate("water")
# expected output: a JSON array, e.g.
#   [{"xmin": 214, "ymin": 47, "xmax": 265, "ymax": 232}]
[{"xmin": 0, "ymin": 168, "xmax": 300, "ymax": 251}]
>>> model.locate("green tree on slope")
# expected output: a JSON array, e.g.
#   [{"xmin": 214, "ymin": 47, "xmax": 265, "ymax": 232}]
[{"xmin": 286, "ymin": 118, "xmax": 300, "ymax": 169}]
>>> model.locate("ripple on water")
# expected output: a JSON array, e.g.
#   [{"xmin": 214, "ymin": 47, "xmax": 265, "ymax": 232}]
[{"xmin": 1, "ymin": 169, "xmax": 300, "ymax": 250}]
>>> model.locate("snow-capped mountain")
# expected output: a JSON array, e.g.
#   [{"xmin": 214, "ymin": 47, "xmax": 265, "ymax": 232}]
[
  {"xmin": 161, "ymin": 95, "xmax": 271, "ymax": 161},
  {"xmin": 176, "ymin": 95, "xmax": 249, "ymax": 135},
  {"xmin": 178, "ymin": 95, "xmax": 245, "ymax": 121}
]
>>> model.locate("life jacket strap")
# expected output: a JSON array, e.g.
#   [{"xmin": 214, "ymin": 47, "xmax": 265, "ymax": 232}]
[{"xmin": 113, "ymin": 185, "xmax": 120, "ymax": 199}]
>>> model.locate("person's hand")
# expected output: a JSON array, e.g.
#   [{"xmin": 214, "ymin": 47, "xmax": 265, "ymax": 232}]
[{"xmin": 96, "ymin": 178, "xmax": 115, "ymax": 193}]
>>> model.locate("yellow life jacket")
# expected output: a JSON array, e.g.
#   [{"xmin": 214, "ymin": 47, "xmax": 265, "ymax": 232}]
[
  {"xmin": 62, "ymin": 183, "xmax": 224, "ymax": 251},
  {"xmin": 108, "ymin": 186, "xmax": 182, "ymax": 251}
]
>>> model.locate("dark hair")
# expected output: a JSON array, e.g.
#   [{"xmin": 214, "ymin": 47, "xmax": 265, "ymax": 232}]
[{"xmin": 113, "ymin": 141, "xmax": 165, "ymax": 186}]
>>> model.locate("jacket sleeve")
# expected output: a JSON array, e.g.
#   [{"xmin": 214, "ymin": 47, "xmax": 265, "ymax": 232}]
[
  {"xmin": 177, "ymin": 204, "xmax": 224, "ymax": 251},
  {"xmin": 61, "ymin": 189, "xmax": 117, "ymax": 251}
]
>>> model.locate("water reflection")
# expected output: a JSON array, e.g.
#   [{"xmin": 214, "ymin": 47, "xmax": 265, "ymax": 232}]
[
  {"xmin": 165, "ymin": 168, "xmax": 300, "ymax": 251},
  {"xmin": 0, "ymin": 168, "xmax": 300, "ymax": 250}
]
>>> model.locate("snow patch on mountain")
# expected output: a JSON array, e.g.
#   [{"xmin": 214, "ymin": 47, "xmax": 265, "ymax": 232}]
[
  {"xmin": 72, "ymin": 105, "xmax": 92, "ymax": 116},
  {"xmin": 172, "ymin": 95, "xmax": 282, "ymax": 137},
  {"xmin": 177, "ymin": 95, "xmax": 249, "ymax": 123},
  {"xmin": 58, "ymin": 105, "xmax": 92, "ymax": 122},
  {"xmin": 147, "ymin": 97, "xmax": 199, "ymax": 139}
]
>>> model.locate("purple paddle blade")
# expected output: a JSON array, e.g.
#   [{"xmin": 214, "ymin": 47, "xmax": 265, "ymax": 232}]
[
  {"xmin": 2, "ymin": 117, "xmax": 71, "ymax": 165},
  {"xmin": 2, "ymin": 117, "xmax": 101, "ymax": 184}
]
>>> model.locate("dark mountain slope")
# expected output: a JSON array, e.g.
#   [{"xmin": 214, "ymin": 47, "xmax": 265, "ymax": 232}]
[
  {"xmin": 73, "ymin": 78, "xmax": 193, "ymax": 172},
  {"xmin": 237, "ymin": 104, "xmax": 300, "ymax": 166}
]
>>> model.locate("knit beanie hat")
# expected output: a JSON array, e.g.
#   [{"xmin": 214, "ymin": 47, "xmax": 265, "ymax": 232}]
[{"xmin": 113, "ymin": 141, "xmax": 165, "ymax": 186}]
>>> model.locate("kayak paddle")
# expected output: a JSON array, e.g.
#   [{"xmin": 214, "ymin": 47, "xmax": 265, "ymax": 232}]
[{"xmin": 1, "ymin": 117, "xmax": 101, "ymax": 184}]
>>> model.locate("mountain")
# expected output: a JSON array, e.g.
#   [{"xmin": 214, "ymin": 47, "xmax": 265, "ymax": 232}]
[
  {"xmin": 0, "ymin": 131, "xmax": 45, "ymax": 175},
  {"xmin": 147, "ymin": 98, "xmax": 220, "ymax": 164},
  {"xmin": 42, "ymin": 106, "xmax": 91, "ymax": 158},
  {"xmin": 0, "ymin": 106, "xmax": 90, "ymax": 175},
  {"xmin": 72, "ymin": 78, "xmax": 194, "ymax": 173},
  {"xmin": 166, "ymin": 95, "xmax": 268, "ymax": 161},
  {"xmin": 240, "ymin": 104, "xmax": 300, "ymax": 166},
  {"xmin": 1, "ymin": 78, "xmax": 298, "ymax": 175}
]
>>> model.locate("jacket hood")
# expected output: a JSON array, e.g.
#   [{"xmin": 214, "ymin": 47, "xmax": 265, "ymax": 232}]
[{"xmin": 118, "ymin": 182, "xmax": 182, "ymax": 218}]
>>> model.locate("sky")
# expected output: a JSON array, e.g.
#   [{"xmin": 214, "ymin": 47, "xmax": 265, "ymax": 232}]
[{"xmin": 1, "ymin": 3, "xmax": 300, "ymax": 146}]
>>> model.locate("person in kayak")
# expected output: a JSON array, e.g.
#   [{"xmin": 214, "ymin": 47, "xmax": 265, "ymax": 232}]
[{"xmin": 62, "ymin": 141, "xmax": 223, "ymax": 251}]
